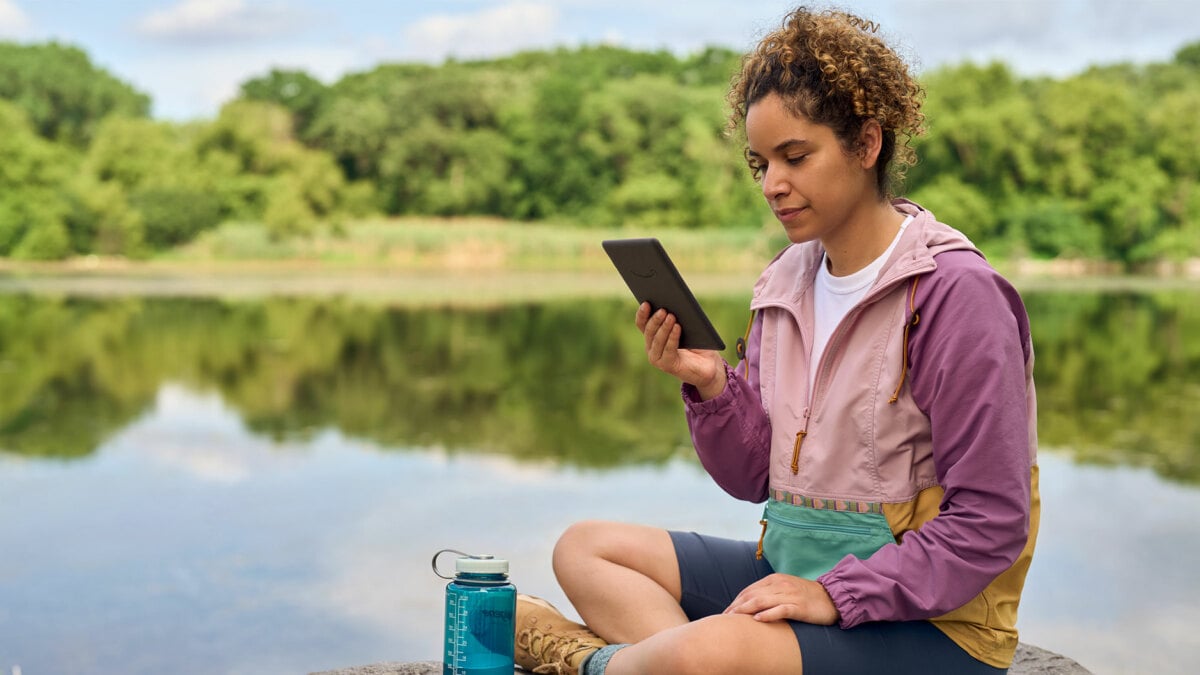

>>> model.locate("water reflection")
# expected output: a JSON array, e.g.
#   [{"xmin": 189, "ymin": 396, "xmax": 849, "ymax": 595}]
[
  {"xmin": 1, "ymin": 289, "xmax": 1199, "ymax": 675},
  {"xmin": 0, "ymin": 385, "xmax": 1197, "ymax": 674},
  {"xmin": 1, "ymin": 291, "xmax": 1198, "ymax": 482},
  {"xmin": 1027, "ymin": 291, "xmax": 1200, "ymax": 482}
]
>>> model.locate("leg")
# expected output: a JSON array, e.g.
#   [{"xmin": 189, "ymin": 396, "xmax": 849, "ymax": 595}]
[
  {"xmin": 605, "ymin": 613, "xmax": 803, "ymax": 675},
  {"xmin": 553, "ymin": 520, "xmax": 687, "ymax": 644}
]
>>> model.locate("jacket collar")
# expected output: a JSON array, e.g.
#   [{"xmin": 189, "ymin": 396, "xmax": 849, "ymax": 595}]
[{"xmin": 751, "ymin": 199, "xmax": 980, "ymax": 307}]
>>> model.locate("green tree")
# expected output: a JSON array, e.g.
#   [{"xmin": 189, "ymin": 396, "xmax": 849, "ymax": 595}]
[
  {"xmin": 239, "ymin": 68, "xmax": 330, "ymax": 139},
  {"xmin": 910, "ymin": 63, "xmax": 1040, "ymax": 197},
  {"xmin": 62, "ymin": 176, "xmax": 144, "ymax": 256},
  {"xmin": 1006, "ymin": 198, "xmax": 1101, "ymax": 259},
  {"xmin": 0, "ymin": 41, "xmax": 150, "ymax": 147},
  {"xmin": 578, "ymin": 74, "xmax": 759, "ymax": 228},
  {"xmin": 1175, "ymin": 40, "xmax": 1200, "ymax": 67},
  {"xmin": 907, "ymin": 174, "xmax": 996, "ymax": 246},
  {"xmin": 196, "ymin": 100, "xmax": 350, "ymax": 235},
  {"xmin": 309, "ymin": 63, "xmax": 521, "ymax": 216},
  {"xmin": 1086, "ymin": 156, "xmax": 1171, "ymax": 265},
  {"xmin": 0, "ymin": 101, "xmax": 75, "ymax": 258},
  {"xmin": 83, "ymin": 115, "xmax": 222, "ymax": 251}
]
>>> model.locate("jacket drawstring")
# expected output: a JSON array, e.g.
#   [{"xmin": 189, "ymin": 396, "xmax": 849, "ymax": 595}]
[
  {"xmin": 791, "ymin": 429, "xmax": 807, "ymax": 473},
  {"xmin": 888, "ymin": 275, "xmax": 921, "ymax": 404},
  {"xmin": 736, "ymin": 309, "xmax": 756, "ymax": 381},
  {"xmin": 756, "ymin": 275, "xmax": 921, "ymax": 564},
  {"xmin": 755, "ymin": 518, "xmax": 768, "ymax": 560}
]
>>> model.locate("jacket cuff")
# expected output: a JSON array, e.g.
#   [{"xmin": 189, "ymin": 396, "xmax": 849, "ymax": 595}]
[
  {"xmin": 818, "ymin": 564, "xmax": 866, "ymax": 629},
  {"xmin": 681, "ymin": 362, "xmax": 738, "ymax": 413}
]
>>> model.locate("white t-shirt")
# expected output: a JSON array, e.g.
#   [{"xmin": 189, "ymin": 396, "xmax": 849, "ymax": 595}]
[{"xmin": 810, "ymin": 215, "xmax": 913, "ymax": 393}]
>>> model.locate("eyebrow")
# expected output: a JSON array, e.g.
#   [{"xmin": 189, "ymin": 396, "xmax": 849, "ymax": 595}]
[{"xmin": 747, "ymin": 139, "xmax": 810, "ymax": 157}]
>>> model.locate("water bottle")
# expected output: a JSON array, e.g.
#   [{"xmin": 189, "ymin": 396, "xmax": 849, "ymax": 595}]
[{"xmin": 433, "ymin": 549, "xmax": 516, "ymax": 675}]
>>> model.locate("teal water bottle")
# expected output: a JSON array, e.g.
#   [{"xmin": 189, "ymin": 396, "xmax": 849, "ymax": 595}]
[{"xmin": 433, "ymin": 549, "xmax": 516, "ymax": 675}]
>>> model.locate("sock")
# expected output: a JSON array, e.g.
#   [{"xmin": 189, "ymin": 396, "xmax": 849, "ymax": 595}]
[
  {"xmin": 581, "ymin": 643, "xmax": 628, "ymax": 675},
  {"xmin": 581, "ymin": 644, "xmax": 627, "ymax": 675}
]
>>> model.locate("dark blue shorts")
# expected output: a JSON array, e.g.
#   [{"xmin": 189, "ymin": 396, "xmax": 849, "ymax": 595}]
[{"xmin": 669, "ymin": 530, "xmax": 1007, "ymax": 675}]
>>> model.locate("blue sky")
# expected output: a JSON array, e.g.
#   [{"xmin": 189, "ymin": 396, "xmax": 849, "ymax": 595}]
[{"xmin": 2, "ymin": 0, "xmax": 1198, "ymax": 121}]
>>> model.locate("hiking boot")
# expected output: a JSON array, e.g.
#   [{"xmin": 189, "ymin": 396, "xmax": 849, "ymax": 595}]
[{"xmin": 514, "ymin": 594, "xmax": 607, "ymax": 675}]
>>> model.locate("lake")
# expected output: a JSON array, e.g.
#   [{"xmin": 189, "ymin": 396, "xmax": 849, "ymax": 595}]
[{"xmin": 0, "ymin": 283, "xmax": 1198, "ymax": 674}]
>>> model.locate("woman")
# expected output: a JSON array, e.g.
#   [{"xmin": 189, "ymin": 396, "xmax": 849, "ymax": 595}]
[{"xmin": 515, "ymin": 6, "xmax": 1040, "ymax": 674}]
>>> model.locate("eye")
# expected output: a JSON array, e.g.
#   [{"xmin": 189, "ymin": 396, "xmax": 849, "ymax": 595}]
[{"xmin": 786, "ymin": 154, "xmax": 808, "ymax": 165}]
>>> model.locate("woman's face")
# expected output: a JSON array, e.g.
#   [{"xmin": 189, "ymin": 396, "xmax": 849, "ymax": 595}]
[{"xmin": 745, "ymin": 92, "xmax": 878, "ymax": 245}]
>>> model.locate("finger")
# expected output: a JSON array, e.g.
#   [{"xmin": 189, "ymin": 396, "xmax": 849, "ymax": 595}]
[
  {"xmin": 635, "ymin": 302, "xmax": 651, "ymax": 331},
  {"xmin": 666, "ymin": 322, "xmax": 682, "ymax": 354},
  {"xmin": 648, "ymin": 314, "xmax": 676, "ymax": 362},
  {"xmin": 724, "ymin": 591, "xmax": 769, "ymax": 616},
  {"xmin": 724, "ymin": 578, "xmax": 768, "ymax": 612},
  {"xmin": 724, "ymin": 599, "xmax": 757, "ymax": 616},
  {"xmin": 643, "ymin": 308, "xmax": 666, "ymax": 347},
  {"xmin": 752, "ymin": 605, "xmax": 796, "ymax": 623},
  {"xmin": 645, "ymin": 315, "xmax": 665, "ymax": 361}
]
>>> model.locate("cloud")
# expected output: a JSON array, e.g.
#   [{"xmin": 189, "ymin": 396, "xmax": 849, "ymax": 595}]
[
  {"xmin": 886, "ymin": 0, "xmax": 1200, "ymax": 75},
  {"xmin": 134, "ymin": 0, "xmax": 311, "ymax": 45},
  {"xmin": 400, "ymin": 1, "xmax": 562, "ymax": 62},
  {"xmin": 0, "ymin": 0, "xmax": 30, "ymax": 39},
  {"xmin": 125, "ymin": 43, "xmax": 362, "ymax": 120}
]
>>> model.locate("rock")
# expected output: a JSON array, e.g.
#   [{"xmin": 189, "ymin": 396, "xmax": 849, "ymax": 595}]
[
  {"xmin": 310, "ymin": 663, "xmax": 445, "ymax": 675},
  {"xmin": 310, "ymin": 644, "xmax": 1092, "ymax": 674},
  {"xmin": 1010, "ymin": 643, "xmax": 1093, "ymax": 674}
]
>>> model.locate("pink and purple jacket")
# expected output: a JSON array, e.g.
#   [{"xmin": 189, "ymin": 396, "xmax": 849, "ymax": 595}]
[{"xmin": 681, "ymin": 200, "xmax": 1040, "ymax": 668}]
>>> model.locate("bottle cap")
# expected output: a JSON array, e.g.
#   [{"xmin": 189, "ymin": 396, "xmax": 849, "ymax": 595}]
[{"xmin": 456, "ymin": 554, "xmax": 509, "ymax": 575}]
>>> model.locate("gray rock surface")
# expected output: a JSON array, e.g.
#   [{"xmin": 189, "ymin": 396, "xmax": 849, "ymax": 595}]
[
  {"xmin": 1010, "ymin": 643, "xmax": 1094, "ymax": 674},
  {"xmin": 311, "ymin": 643, "xmax": 1092, "ymax": 674}
]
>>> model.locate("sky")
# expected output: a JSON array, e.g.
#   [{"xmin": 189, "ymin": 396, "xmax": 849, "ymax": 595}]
[{"xmin": 1, "ymin": 0, "xmax": 1198, "ymax": 121}]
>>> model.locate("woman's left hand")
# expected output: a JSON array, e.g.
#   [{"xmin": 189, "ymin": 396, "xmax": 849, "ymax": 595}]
[{"xmin": 723, "ymin": 573, "xmax": 840, "ymax": 625}]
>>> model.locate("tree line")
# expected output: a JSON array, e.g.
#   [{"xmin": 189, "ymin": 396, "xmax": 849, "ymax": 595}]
[
  {"xmin": 2, "ymin": 291, "xmax": 1197, "ymax": 482},
  {"xmin": 2, "ymin": 40, "xmax": 1199, "ymax": 265}
]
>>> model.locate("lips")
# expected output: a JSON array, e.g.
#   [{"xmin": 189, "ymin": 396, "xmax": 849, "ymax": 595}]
[{"xmin": 774, "ymin": 206, "xmax": 805, "ymax": 222}]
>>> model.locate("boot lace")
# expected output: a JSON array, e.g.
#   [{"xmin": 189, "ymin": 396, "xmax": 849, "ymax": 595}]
[{"xmin": 516, "ymin": 620, "xmax": 601, "ymax": 675}]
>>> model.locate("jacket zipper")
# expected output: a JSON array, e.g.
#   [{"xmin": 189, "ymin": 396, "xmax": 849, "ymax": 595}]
[
  {"xmin": 767, "ymin": 508, "xmax": 876, "ymax": 536},
  {"xmin": 801, "ymin": 265, "xmax": 929, "ymax": 460},
  {"xmin": 756, "ymin": 508, "xmax": 877, "ymax": 558},
  {"xmin": 754, "ymin": 259, "xmax": 935, "ymax": 477}
]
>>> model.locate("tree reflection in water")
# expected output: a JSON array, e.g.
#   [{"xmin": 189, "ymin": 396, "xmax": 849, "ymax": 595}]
[{"xmin": 0, "ymin": 290, "xmax": 1197, "ymax": 483}]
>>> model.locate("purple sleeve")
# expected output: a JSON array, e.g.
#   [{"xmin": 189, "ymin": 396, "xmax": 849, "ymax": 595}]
[
  {"xmin": 819, "ymin": 251, "xmax": 1034, "ymax": 626},
  {"xmin": 681, "ymin": 316, "xmax": 771, "ymax": 503}
]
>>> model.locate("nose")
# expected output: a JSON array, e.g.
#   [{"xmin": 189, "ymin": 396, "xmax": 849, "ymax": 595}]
[{"xmin": 761, "ymin": 164, "xmax": 789, "ymax": 200}]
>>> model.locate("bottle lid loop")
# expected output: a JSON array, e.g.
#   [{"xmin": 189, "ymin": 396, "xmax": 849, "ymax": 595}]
[
  {"xmin": 431, "ymin": 548, "xmax": 469, "ymax": 579},
  {"xmin": 432, "ymin": 548, "xmax": 508, "ymax": 578}
]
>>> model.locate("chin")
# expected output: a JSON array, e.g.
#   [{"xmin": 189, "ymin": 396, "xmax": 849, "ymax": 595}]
[{"xmin": 783, "ymin": 227, "xmax": 819, "ymax": 245}]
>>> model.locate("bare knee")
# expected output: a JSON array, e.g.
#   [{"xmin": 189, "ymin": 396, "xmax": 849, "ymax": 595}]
[
  {"xmin": 658, "ymin": 616, "xmax": 741, "ymax": 675},
  {"xmin": 615, "ymin": 615, "xmax": 802, "ymax": 675},
  {"xmin": 552, "ymin": 520, "xmax": 614, "ymax": 582},
  {"xmin": 551, "ymin": 520, "xmax": 679, "ymax": 598}
]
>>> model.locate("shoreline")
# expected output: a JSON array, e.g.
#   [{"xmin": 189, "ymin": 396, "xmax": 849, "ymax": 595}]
[
  {"xmin": 1, "ymin": 218, "xmax": 1198, "ymax": 305},
  {"xmin": 1, "ymin": 256, "xmax": 1197, "ymax": 302}
]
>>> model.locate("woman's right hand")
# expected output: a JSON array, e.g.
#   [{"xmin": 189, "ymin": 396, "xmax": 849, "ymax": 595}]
[{"xmin": 636, "ymin": 302, "xmax": 727, "ymax": 401}]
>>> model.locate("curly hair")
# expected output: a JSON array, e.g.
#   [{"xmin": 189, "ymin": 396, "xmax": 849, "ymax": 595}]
[{"xmin": 727, "ymin": 6, "xmax": 925, "ymax": 197}]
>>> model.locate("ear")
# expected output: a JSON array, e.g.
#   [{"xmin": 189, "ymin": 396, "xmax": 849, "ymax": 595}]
[{"xmin": 857, "ymin": 119, "xmax": 884, "ymax": 170}]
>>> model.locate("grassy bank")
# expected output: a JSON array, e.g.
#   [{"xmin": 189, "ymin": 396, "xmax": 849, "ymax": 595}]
[
  {"xmin": 163, "ymin": 217, "xmax": 780, "ymax": 274},
  {"xmin": 0, "ymin": 218, "xmax": 777, "ymax": 304},
  {"xmin": 1, "ymin": 218, "xmax": 1197, "ymax": 303}
]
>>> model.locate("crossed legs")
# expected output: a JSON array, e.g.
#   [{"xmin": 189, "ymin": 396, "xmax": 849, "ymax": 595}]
[{"xmin": 552, "ymin": 520, "xmax": 804, "ymax": 675}]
